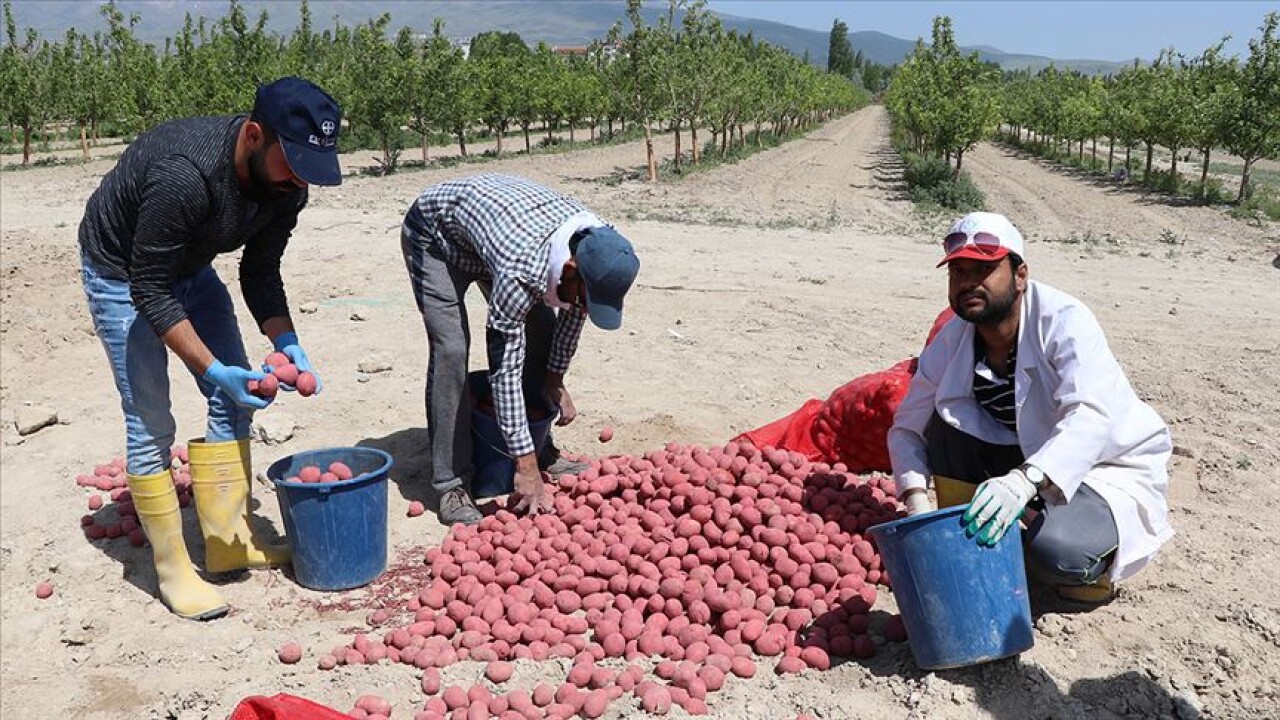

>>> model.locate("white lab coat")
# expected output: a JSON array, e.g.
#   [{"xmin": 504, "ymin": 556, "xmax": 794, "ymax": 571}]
[{"xmin": 889, "ymin": 280, "xmax": 1173, "ymax": 581}]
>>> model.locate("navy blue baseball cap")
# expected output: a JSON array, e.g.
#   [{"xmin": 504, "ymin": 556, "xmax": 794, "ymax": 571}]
[
  {"xmin": 576, "ymin": 226, "xmax": 640, "ymax": 331},
  {"xmin": 253, "ymin": 77, "xmax": 343, "ymax": 186}
]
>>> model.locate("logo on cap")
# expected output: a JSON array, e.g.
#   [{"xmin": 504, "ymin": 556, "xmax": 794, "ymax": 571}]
[{"xmin": 308, "ymin": 118, "xmax": 337, "ymax": 148}]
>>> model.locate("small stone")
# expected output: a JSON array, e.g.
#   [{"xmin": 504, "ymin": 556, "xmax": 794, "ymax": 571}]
[
  {"xmin": 299, "ymin": 302, "xmax": 319, "ymax": 315},
  {"xmin": 358, "ymin": 355, "xmax": 393, "ymax": 374},
  {"xmin": 357, "ymin": 376, "xmax": 370, "ymax": 383},
  {"xmin": 252, "ymin": 414, "xmax": 297, "ymax": 445},
  {"xmin": 350, "ymin": 311, "xmax": 366, "ymax": 322},
  {"xmin": 1169, "ymin": 307, "xmax": 1179, "ymax": 316},
  {"xmin": 15, "ymin": 405, "xmax": 58, "ymax": 436}
]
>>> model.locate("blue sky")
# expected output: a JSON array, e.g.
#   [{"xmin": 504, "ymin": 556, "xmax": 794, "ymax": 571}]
[{"xmin": 706, "ymin": 1, "xmax": 1273, "ymax": 62}]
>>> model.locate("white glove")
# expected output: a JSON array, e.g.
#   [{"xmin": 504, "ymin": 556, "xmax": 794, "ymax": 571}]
[
  {"xmin": 962, "ymin": 468, "xmax": 1037, "ymax": 546},
  {"xmin": 902, "ymin": 489, "xmax": 933, "ymax": 516}
]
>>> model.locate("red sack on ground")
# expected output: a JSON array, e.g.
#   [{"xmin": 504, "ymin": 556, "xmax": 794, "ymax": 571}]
[
  {"xmin": 811, "ymin": 359, "xmax": 914, "ymax": 473},
  {"xmin": 733, "ymin": 398, "xmax": 825, "ymax": 462},
  {"xmin": 229, "ymin": 694, "xmax": 350, "ymax": 720}
]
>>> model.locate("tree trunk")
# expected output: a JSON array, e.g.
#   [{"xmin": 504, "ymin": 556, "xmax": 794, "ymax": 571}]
[
  {"xmin": 1170, "ymin": 148, "xmax": 1178, "ymax": 177},
  {"xmin": 1078, "ymin": 139, "xmax": 1083, "ymax": 162},
  {"xmin": 569, "ymin": 125, "xmax": 575, "ymax": 143},
  {"xmin": 643, "ymin": 125, "xmax": 657, "ymax": 182},
  {"xmin": 672, "ymin": 119, "xmax": 682, "ymax": 172},
  {"xmin": 457, "ymin": 129, "xmax": 468, "ymax": 157},
  {"xmin": 1107, "ymin": 135, "xmax": 1114, "ymax": 173},
  {"xmin": 1091, "ymin": 137, "xmax": 1096, "ymax": 167},
  {"xmin": 1144, "ymin": 142, "xmax": 1154, "ymax": 182},
  {"xmin": 590, "ymin": 123, "xmax": 596, "ymax": 142},
  {"xmin": 954, "ymin": 149, "xmax": 964, "ymax": 178},
  {"xmin": 22, "ymin": 126, "xmax": 32, "ymax": 165},
  {"xmin": 80, "ymin": 121, "xmax": 89, "ymax": 161},
  {"xmin": 1237, "ymin": 158, "xmax": 1253, "ymax": 203},
  {"xmin": 1125, "ymin": 145, "xmax": 1131, "ymax": 178},
  {"xmin": 495, "ymin": 127, "xmax": 503, "ymax": 155},
  {"xmin": 691, "ymin": 124, "xmax": 700, "ymax": 165},
  {"xmin": 749, "ymin": 124, "xmax": 757, "ymax": 148},
  {"xmin": 607, "ymin": 117, "xmax": 614, "ymax": 139},
  {"xmin": 1199, "ymin": 149, "xmax": 1211, "ymax": 195},
  {"xmin": 91, "ymin": 118, "xmax": 99, "ymax": 145}
]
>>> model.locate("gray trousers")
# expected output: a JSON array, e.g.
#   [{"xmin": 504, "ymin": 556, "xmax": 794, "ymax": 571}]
[
  {"xmin": 402, "ymin": 229, "xmax": 555, "ymax": 493},
  {"xmin": 925, "ymin": 413, "xmax": 1119, "ymax": 586}
]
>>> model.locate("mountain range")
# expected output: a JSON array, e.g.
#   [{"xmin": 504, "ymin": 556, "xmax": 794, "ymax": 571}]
[{"xmin": 8, "ymin": 0, "xmax": 1136, "ymax": 75}]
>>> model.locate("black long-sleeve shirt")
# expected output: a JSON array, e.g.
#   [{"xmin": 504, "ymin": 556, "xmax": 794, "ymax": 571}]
[{"xmin": 78, "ymin": 115, "xmax": 306, "ymax": 335}]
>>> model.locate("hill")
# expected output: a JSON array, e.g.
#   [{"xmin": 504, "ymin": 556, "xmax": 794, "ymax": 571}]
[{"xmin": 7, "ymin": 0, "xmax": 1135, "ymax": 74}]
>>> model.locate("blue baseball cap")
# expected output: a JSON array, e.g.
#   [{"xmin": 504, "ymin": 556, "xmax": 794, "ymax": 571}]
[
  {"xmin": 253, "ymin": 77, "xmax": 343, "ymax": 186},
  {"xmin": 576, "ymin": 226, "xmax": 640, "ymax": 331}
]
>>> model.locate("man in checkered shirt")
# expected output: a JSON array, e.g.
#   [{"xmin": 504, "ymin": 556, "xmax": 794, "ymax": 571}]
[{"xmin": 401, "ymin": 174, "xmax": 640, "ymax": 524}]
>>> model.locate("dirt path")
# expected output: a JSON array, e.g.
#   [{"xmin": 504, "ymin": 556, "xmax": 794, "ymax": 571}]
[
  {"xmin": 2, "ymin": 105, "xmax": 1279, "ymax": 720},
  {"xmin": 962, "ymin": 142, "xmax": 1278, "ymax": 255}
]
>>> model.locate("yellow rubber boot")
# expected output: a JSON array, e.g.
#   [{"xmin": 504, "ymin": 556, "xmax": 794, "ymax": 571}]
[
  {"xmin": 128, "ymin": 470, "xmax": 229, "ymax": 620},
  {"xmin": 934, "ymin": 474, "xmax": 979, "ymax": 509},
  {"xmin": 188, "ymin": 438, "xmax": 290, "ymax": 573}
]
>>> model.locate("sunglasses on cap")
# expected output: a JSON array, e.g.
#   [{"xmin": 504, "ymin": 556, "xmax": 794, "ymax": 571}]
[{"xmin": 943, "ymin": 230, "xmax": 1004, "ymax": 257}]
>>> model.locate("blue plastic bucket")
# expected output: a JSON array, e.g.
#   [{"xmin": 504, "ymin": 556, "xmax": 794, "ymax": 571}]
[
  {"xmin": 267, "ymin": 447, "xmax": 393, "ymax": 591},
  {"xmin": 867, "ymin": 505, "xmax": 1033, "ymax": 670},
  {"xmin": 468, "ymin": 371, "xmax": 558, "ymax": 499}
]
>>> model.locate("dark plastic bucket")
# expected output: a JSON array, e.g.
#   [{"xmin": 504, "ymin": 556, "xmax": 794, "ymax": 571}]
[
  {"xmin": 267, "ymin": 447, "xmax": 393, "ymax": 591},
  {"xmin": 468, "ymin": 371, "xmax": 558, "ymax": 498},
  {"xmin": 867, "ymin": 505, "xmax": 1034, "ymax": 670}
]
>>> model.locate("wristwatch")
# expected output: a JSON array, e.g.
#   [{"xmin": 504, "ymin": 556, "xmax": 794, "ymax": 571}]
[{"xmin": 1019, "ymin": 463, "xmax": 1048, "ymax": 490}]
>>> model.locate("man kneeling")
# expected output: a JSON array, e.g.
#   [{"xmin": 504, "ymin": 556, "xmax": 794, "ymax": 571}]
[{"xmin": 888, "ymin": 212, "xmax": 1173, "ymax": 603}]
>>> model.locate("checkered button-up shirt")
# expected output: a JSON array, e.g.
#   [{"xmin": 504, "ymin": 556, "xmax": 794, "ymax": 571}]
[{"xmin": 404, "ymin": 174, "xmax": 589, "ymax": 457}]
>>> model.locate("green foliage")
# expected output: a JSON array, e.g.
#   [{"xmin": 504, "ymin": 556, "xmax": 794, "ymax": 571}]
[
  {"xmin": 902, "ymin": 153, "xmax": 953, "ymax": 190},
  {"xmin": 991, "ymin": 11, "xmax": 1279, "ymax": 212},
  {"xmin": 900, "ymin": 150, "xmax": 985, "ymax": 211},
  {"xmin": 884, "ymin": 16, "xmax": 999, "ymax": 175},
  {"xmin": 2, "ymin": 0, "xmax": 868, "ymax": 176},
  {"xmin": 827, "ymin": 19, "xmax": 854, "ymax": 79}
]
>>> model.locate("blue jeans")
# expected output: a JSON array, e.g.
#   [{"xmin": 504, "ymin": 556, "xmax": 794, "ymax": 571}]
[{"xmin": 81, "ymin": 254, "xmax": 253, "ymax": 476}]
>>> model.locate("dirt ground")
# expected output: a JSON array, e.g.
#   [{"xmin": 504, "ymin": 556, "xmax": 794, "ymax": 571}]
[{"xmin": 2, "ymin": 105, "xmax": 1278, "ymax": 719}]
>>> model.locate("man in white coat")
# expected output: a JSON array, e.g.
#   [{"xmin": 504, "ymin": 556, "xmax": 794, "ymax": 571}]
[{"xmin": 888, "ymin": 212, "xmax": 1173, "ymax": 604}]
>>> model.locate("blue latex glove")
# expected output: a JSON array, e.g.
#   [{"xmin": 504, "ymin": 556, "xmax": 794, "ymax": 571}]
[
  {"xmin": 203, "ymin": 360, "xmax": 270, "ymax": 410},
  {"xmin": 273, "ymin": 331, "xmax": 323, "ymax": 394},
  {"xmin": 961, "ymin": 468, "xmax": 1037, "ymax": 546}
]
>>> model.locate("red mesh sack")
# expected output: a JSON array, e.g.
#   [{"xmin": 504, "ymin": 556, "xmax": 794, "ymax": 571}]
[
  {"xmin": 811, "ymin": 359, "xmax": 914, "ymax": 473},
  {"xmin": 229, "ymin": 694, "xmax": 350, "ymax": 720}
]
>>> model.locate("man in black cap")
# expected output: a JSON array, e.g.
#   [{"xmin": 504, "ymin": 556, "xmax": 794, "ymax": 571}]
[
  {"xmin": 400, "ymin": 174, "xmax": 641, "ymax": 525},
  {"xmin": 78, "ymin": 77, "xmax": 342, "ymax": 620}
]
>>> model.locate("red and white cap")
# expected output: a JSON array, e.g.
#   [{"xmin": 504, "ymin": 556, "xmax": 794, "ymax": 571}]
[{"xmin": 937, "ymin": 212, "xmax": 1026, "ymax": 267}]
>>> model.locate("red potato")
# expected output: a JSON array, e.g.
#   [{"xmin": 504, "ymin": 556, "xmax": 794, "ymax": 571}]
[
  {"xmin": 320, "ymin": 472, "xmax": 340, "ymax": 483},
  {"xmin": 87, "ymin": 495, "xmax": 103, "ymax": 511},
  {"xmin": 598, "ymin": 426, "xmax": 614, "ymax": 443},
  {"xmin": 408, "ymin": 501, "xmax": 426, "ymax": 518},
  {"xmin": 317, "ymin": 654, "xmax": 337, "ymax": 670},
  {"xmin": 265, "ymin": 352, "xmax": 290, "ymax": 369},
  {"xmin": 35, "ymin": 581, "xmax": 54, "ymax": 599},
  {"xmin": 249, "ymin": 374, "xmax": 279, "ymax": 399},
  {"xmin": 296, "ymin": 371, "xmax": 318, "ymax": 397},
  {"xmin": 272, "ymin": 363, "xmax": 300, "ymax": 385},
  {"xmin": 275, "ymin": 641, "xmax": 303, "ymax": 664},
  {"xmin": 298, "ymin": 465, "xmax": 323, "ymax": 483},
  {"xmin": 329, "ymin": 461, "xmax": 354, "ymax": 480},
  {"xmin": 485, "ymin": 660, "xmax": 514, "ymax": 683}
]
